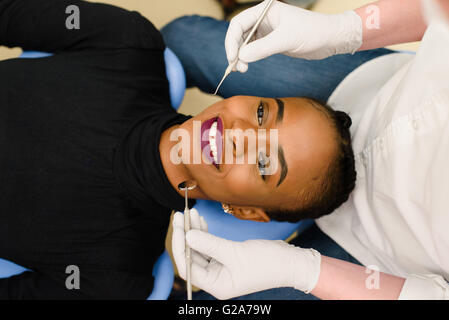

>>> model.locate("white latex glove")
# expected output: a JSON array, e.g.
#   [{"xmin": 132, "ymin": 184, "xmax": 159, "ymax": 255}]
[
  {"xmin": 172, "ymin": 212, "xmax": 321, "ymax": 300},
  {"xmin": 225, "ymin": 0, "xmax": 363, "ymax": 72},
  {"xmin": 172, "ymin": 209, "xmax": 210, "ymax": 279}
]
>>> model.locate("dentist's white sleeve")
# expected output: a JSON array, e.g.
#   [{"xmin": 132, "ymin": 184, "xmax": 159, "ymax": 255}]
[
  {"xmin": 398, "ymin": 274, "xmax": 449, "ymax": 300},
  {"xmin": 317, "ymin": 12, "xmax": 449, "ymax": 300}
]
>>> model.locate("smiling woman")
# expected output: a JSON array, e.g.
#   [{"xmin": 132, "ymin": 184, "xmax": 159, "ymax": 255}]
[{"xmin": 159, "ymin": 96, "xmax": 356, "ymax": 223}]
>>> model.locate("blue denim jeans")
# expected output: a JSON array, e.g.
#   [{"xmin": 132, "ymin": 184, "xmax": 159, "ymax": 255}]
[
  {"xmin": 161, "ymin": 16, "xmax": 394, "ymax": 300},
  {"xmin": 161, "ymin": 15, "xmax": 394, "ymax": 102}
]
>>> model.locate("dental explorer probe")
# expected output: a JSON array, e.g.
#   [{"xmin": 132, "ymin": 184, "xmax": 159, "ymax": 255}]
[
  {"xmin": 177, "ymin": 180, "xmax": 197, "ymax": 300},
  {"xmin": 213, "ymin": 0, "xmax": 276, "ymax": 95}
]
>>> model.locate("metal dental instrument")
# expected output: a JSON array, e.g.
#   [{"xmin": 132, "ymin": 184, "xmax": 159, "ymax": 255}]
[
  {"xmin": 213, "ymin": 0, "xmax": 276, "ymax": 95},
  {"xmin": 177, "ymin": 180, "xmax": 197, "ymax": 300}
]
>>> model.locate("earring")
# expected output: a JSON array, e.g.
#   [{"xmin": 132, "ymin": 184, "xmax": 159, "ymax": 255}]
[{"xmin": 221, "ymin": 203, "xmax": 235, "ymax": 215}]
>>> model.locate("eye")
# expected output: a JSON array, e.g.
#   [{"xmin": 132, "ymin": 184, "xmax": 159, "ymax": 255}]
[
  {"xmin": 258, "ymin": 152, "xmax": 270, "ymax": 181},
  {"xmin": 257, "ymin": 101, "xmax": 265, "ymax": 126}
]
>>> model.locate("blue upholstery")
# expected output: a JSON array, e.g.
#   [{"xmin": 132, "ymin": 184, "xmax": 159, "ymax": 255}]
[
  {"xmin": 146, "ymin": 251, "xmax": 174, "ymax": 300},
  {"xmin": 18, "ymin": 51, "xmax": 52, "ymax": 59},
  {"xmin": 0, "ymin": 259, "xmax": 29, "ymax": 278},
  {"xmin": 194, "ymin": 200, "xmax": 313, "ymax": 241},
  {"xmin": 164, "ymin": 48, "xmax": 186, "ymax": 109}
]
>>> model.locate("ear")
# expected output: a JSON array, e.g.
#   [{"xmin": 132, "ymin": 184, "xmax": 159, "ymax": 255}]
[{"xmin": 231, "ymin": 206, "xmax": 271, "ymax": 222}]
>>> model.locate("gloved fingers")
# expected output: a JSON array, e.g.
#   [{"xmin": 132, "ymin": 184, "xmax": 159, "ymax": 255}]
[
  {"xmin": 190, "ymin": 261, "xmax": 211, "ymax": 291},
  {"xmin": 190, "ymin": 259, "xmax": 228, "ymax": 299},
  {"xmin": 225, "ymin": 1, "xmax": 266, "ymax": 64},
  {"xmin": 236, "ymin": 61, "xmax": 248, "ymax": 73},
  {"xmin": 191, "ymin": 250, "xmax": 210, "ymax": 268},
  {"xmin": 232, "ymin": 0, "xmax": 269, "ymax": 31},
  {"xmin": 172, "ymin": 211, "xmax": 186, "ymax": 279},
  {"xmin": 186, "ymin": 229, "xmax": 232, "ymax": 265},
  {"xmin": 239, "ymin": 29, "xmax": 284, "ymax": 63},
  {"xmin": 189, "ymin": 208, "xmax": 202, "ymax": 231},
  {"xmin": 199, "ymin": 216, "xmax": 208, "ymax": 233},
  {"xmin": 230, "ymin": 60, "xmax": 248, "ymax": 73},
  {"xmin": 174, "ymin": 210, "xmax": 212, "ymax": 277},
  {"xmin": 189, "ymin": 208, "xmax": 209, "ymax": 233},
  {"xmin": 176, "ymin": 249, "xmax": 209, "ymax": 280},
  {"xmin": 225, "ymin": 22, "xmax": 244, "ymax": 64}
]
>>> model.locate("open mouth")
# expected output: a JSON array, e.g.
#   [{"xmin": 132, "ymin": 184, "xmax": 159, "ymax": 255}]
[{"xmin": 201, "ymin": 117, "xmax": 223, "ymax": 169}]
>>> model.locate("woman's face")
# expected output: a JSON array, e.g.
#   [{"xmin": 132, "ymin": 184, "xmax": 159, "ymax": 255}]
[{"xmin": 176, "ymin": 96, "xmax": 338, "ymax": 221}]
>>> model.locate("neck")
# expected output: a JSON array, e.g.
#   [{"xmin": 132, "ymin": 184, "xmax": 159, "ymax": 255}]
[{"xmin": 159, "ymin": 124, "xmax": 207, "ymax": 200}]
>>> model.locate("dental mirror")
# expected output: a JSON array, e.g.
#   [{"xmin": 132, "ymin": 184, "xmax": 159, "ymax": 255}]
[{"xmin": 177, "ymin": 180, "xmax": 197, "ymax": 300}]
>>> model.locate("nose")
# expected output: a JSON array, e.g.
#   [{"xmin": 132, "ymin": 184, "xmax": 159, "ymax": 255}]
[{"xmin": 225, "ymin": 119, "xmax": 270, "ymax": 163}]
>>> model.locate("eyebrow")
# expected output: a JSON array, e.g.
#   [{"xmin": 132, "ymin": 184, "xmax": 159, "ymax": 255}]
[
  {"xmin": 275, "ymin": 98, "xmax": 285, "ymax": 124},
  {"xmin": 277, "ymin": 146, "xmax": 288, "ymax": 187},
  {"xmin": 274, "ymin": 98, "xmax": 287, "ymax": 187}
]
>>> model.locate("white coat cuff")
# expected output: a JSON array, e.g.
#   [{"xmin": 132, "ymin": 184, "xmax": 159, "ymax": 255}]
[{"xmin": 398, "ymin": 274, "xmax": 449, "ymax": 300}]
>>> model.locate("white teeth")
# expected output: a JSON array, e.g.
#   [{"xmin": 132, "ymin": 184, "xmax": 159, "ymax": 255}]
[{"xmin": 209, "ymin": 121, "xmax": 219, "ymax": 163}]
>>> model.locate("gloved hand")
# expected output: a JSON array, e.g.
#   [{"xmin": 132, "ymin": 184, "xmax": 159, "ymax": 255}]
[
  {"xmin": 172, "ymin": 211, "xmax": 322, "ymax": 300},
  {"xmin": 172, "ymin": 209, "xmax": 210, "ymax": 280},
  {"xmin": 225, "ymin": 0, "xmax": 363, "ymax": 72}
]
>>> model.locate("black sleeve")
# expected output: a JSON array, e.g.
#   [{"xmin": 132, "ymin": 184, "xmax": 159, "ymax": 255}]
[
  {"xmin": 0, "ymin": 0, "xmax": 164, "ymax": 53},
  {"xmin": 0, "ymin": 270, "xmax": 153, "ymax": 300},
  {"xmin": 0, "ymin": 271, "xmax": 88, "ymax": 300}
]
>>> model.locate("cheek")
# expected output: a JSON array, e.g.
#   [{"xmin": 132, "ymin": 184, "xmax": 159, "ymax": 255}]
[
  {"xmin": 198, "ymin": 165, "xmax": 257, "ymax": 203},
  {"xmin": 194, "ymin": 99, "xmax": 227, "ymax": 120},
  {"xmin": 222, "ymin": 166, "xmax": 255, "ymax": 195}
]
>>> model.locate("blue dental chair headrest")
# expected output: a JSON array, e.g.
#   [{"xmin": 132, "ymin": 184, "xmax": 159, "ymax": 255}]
[{"xmin": 194, "ymin": 200, "xmax": 313, "ymax": 241}]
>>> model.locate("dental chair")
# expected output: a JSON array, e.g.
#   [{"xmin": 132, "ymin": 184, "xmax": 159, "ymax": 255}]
[
  {"xmin": 0, "ymin": 49, "xmax": 313, "ymax": 299},
  {"xmin": 194, "ymin": 200, "xmax": 313, "ymax": 241}
]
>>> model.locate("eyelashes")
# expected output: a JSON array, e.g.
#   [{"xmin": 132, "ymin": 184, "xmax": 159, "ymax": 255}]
[
  {"xmin": 256, "ymin": 100, "xmax": 269, "ymax": 181},
  {"xmin": 258, "ymin": 152, "xmax": 270, "ymax": 181},
  {"xmin": 257, "ymin": 101, "xmax": 265, "ymax": 126}
]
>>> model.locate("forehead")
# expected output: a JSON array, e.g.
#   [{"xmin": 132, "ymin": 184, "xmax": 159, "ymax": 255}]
[{"xmin": 269, "ymin": 98, "xmax": 337, "ymax": 206}]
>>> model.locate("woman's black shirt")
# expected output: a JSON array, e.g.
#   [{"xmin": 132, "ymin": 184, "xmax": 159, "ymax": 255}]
[{"xmin": 0, "ymin": 0, "xmax": 192, "ymax": 299}]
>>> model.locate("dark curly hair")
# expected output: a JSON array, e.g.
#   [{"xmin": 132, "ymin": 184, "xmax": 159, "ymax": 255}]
[{"xmin": 265, "ymin": 99, "xmax": 356, "ymax": 223}]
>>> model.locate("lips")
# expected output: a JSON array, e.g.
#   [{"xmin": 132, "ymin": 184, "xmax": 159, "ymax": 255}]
[{"xmin": 201, "ymin": 117, "xmax": 223, "ymax": 169}]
